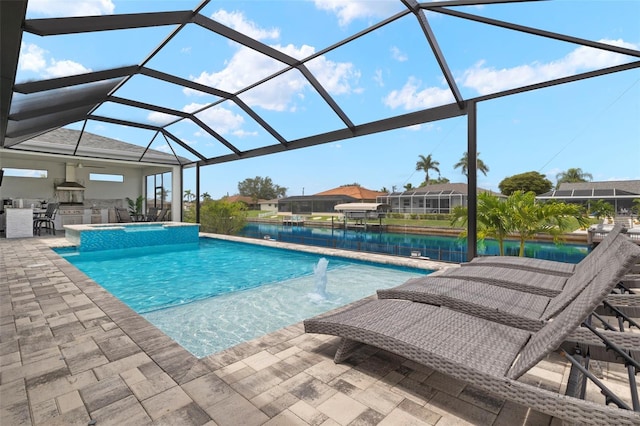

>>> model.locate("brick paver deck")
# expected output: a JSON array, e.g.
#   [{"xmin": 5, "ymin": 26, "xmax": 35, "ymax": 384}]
[{"xmin": 1, "ymin": 234, "xmax": 634, "ymax": 425}]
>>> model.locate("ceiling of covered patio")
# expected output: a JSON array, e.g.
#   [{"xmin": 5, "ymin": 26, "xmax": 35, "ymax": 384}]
[{"xmin": 2, "ymin": 0, "xmax": 639, "ymax": 169}]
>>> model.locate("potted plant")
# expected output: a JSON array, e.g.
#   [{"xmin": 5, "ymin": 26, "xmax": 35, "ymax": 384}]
[{"xmin": 126, "ymin": 195, "xmax": 145, "ymax": 221}]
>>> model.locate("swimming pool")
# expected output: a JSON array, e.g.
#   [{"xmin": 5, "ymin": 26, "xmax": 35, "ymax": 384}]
[{"xmin": 56, "ymin": 237, "xmax": 427, "ymax": 357}]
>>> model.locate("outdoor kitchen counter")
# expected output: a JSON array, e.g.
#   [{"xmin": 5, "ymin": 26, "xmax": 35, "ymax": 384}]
[
  {"xmin": 5, "ymin": 207, "xmax": 34, "ymax": 238},
  {"xmin": 57, "ymin": 207, "xmax": 109, "ymax": 228}
]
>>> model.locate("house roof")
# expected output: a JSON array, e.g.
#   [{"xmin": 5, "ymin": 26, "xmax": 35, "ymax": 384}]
[
  {"xmin": 315, "ymin": 185, "xmax": 386, "ymax": 200},
  {"xmin": 558, "ymin": 180, "xmax": 640, "ymax": 193},
  {"xmin": 278, "ymin": 194, "xmax": 358, "ymax": 202},
  {"xmin": 538, "ymin": 180, "xmax": 640, "ymax": 199},
  {"xmin": 384, "ymin": 183, "xmax": 496, "ymax": 197},
  {"xmin": 10, "ymin": 127, "xmax": 189, "ymax": 165}
]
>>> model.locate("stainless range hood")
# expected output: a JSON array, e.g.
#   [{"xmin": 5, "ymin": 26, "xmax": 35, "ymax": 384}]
[{"xmin": 56, "ymin": 164, "xmax": 85, "ymax": 190}]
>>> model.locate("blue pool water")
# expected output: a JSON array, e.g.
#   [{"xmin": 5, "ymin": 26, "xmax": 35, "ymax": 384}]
[
  {"xmin": 56, "ymin": 238, "xmax": 426, "ymax": 357},
  {"xmin": 239, "ymin": 223, "xmax": 590, "ymax": 263}
]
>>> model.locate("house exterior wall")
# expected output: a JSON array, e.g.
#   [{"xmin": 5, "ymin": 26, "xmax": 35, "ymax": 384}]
[{"xmin": 260, "ymin": 202, "xmax": 277, "ymax": 211}]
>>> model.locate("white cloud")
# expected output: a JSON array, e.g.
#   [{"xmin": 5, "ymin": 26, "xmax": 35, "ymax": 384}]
[
  {"xmin": 155, "ymin": 144, "xmax": 173, "ymax": 154},
  {"xmin": 211, "ymin": 9, "xmax": 279, "ymax": 41},
  {"xmin": 307, "ymin": 55, "xmax": 360, "ymax": 96},
  {"xmin": 232, "ymin": 129, "xmax": 259, "ymax": 138},
  {"xmin": 148, "ymin": 103, "xmax": 246, "ymax": 137},
  {"xmin": 19, "ymin": 43, "xmax": 46, "ymax": 72},
  {"xmin": 383, "ymin": 77, "xmax": 454, "ymax": 110},
  {"xmin": 373, "ymin": 69, "xmax": 384, "ymax": 87},
  {"xmin": 147, "ymin": 111, "xmax": 179, "ymax": 126},
  {"xmin": 461, "ymin": 39, "xmax": 638, "ymax": 95},
  {"xmin": 188, "ymin": 46, "xmax": 305, "ymax": 110},
  {"xmin": 192, "ymin": 104, "xmax": 245, "ymax": 136},
  {"xmin": 45, "ymin": 59, "xmax": 91, "ymax": 78},
  {"xmin": 187, "ymin": 11, "xmax": 359, "ymax": 111},
  {"xmin": 313, "ymin": 0, "xmax": 398, "ymax": 27},
  {"xmin": 27, "ymin": 0, "xmax": 114, "ymax": 17},
  {"xmin": 19, "ymin": 42, "xmax": 91, "ymax": 78},
  {"xmin": 390, "ymin": 46, "xmax": 408, "ymax": 62}
]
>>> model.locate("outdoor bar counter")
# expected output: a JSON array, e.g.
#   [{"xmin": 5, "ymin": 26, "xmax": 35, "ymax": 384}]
[{"xmin": 5, "ymin": 207, "xmax": 34, "ymax": 238}]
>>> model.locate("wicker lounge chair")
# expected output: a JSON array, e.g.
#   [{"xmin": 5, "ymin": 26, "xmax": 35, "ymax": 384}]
[
  {"xmin": 431, "ymin": 225, "xmax": 626, "ymax": 297},
  {"xmin": 379, "ymin": 229, "xmax": 632, "ymax": 327},
  {"xmin": 378, "ymin": 231, "xmax": 640, "ymax": 350},
  {"xmin": 304, "ymin": 239, "xmax": 640, "ymax": 424},
  {"xmin": 460, "ymin": 223, "xmax": 618, "ymax": 276}
]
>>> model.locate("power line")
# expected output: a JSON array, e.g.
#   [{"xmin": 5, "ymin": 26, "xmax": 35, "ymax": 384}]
[{"xmin": 538, "ymin": 76, "xmax": 640, "ymax": 172}]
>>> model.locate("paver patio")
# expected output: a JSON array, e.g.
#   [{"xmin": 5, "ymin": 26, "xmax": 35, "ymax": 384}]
[{"xmin": 1, "ymin": 235, "xmax": 635, "ymax": 425}]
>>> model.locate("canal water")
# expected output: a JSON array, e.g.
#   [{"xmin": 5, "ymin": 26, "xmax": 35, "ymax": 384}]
[{"xmin": 239, "ymin": 223, "xmax": 589, "ymax": 264}]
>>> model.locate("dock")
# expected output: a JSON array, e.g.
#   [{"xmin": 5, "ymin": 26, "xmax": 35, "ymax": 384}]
[
  {"xmin": 282, "ymin": 215, "xmax": 305, "ymax": 226},
  {"xmin": 588, "ymin": 224, "xmax": 640, "ymax": 246}
]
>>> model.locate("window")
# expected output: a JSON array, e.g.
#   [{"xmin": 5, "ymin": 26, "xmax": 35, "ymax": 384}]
[
  {"xmin": 2, "ymin": 167, "xmax": 47, "ymax": 178},
  {"xmin": 146, "ymin": 172, "xmax": 172, "ymax": 209},
  {"xmin": 89, "ymin": 173, "xmax": 123, "ymax": 182}
]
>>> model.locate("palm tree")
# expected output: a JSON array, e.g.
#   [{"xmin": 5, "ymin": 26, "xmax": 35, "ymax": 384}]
[
  {"xmin": 453, "ymin": 151, "xmax": 489, "ymax": 177},
  {"xmin": 451, "ymin": 192, "xmax": 512, "ymax": 255},
  {"xmin": 507, "ymin": 191, "xmax": 587, "ymax": 256},
  {"xmin": 589, "ymin": 199, "xmax": 614, "ymax": 220},
  {"xmin": 183, "ymin": 189, "xmax": 195, "ymax": 202},
  {"xmin": 555, "ymin": 168, "xmax": 593, "ymax": 188},
  {"xmin": 452, "ymin": 191, "xmax": 587, "ymax": 256},
  {"xmin": 415, "ymin": 154, "xmax": 440, "ymax": 184},
  {"xmin": 201, "ymin": 192, "xmax": 212, "ymax": 201}
]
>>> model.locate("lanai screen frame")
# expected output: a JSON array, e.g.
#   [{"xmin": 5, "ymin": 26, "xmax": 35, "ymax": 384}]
[{"xmin": 2, "ymin": 0, "xmax": 640, "ymax": 260}]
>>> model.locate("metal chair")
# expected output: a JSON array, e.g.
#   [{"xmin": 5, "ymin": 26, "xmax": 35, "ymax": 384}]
[
  {"xmin": 145, "ymin": 207, "xmax": 160, "ymax": 222},
  {"xmin": 115, "ymin": 207, "xmax": 133, "ymax": 223},
  {"xmin": 33, "ymin": 203, "xmax": 59, "ymax": 235}
]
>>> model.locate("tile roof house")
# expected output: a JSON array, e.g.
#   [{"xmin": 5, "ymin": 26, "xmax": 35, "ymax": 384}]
[
  {"xmin": 277, "ymin": 185, "xmax": 386, "ymax": 215},
  {"xmin": 315, "ymin": 185, "xmax": 387, "ymax": 201}
]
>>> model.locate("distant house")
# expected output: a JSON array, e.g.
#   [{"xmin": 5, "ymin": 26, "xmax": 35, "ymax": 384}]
[
  {"xmin": 376, "ymin": 183, "xmax": 497, "ymax": 214},
  {"xmin": 537, "ymin": 180, "xmax": 640, "ymax": 214},
  {"xmin": 277, "ymin": 185, "xmax": 387, "ymax": 215},
  {"xmin": 258, "ymin": 199, "xmax": 279, "ymax": 211}
]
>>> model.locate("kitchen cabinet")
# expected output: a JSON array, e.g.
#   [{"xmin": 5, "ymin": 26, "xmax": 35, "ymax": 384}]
[{"xmin": 56, "ymin": 207, "xmax": 109, "ymax": 227}]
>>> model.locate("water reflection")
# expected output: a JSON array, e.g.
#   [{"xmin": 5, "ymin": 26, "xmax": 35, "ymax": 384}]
[{"xmin": 239, "ymin": 223, "xmax": 589, "ymax": 264}]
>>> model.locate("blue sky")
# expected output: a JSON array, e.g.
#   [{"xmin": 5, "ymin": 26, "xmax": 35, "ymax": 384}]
[{"xmin": 18, "ymin": 0, "xmax": 640, "ymax": 198}]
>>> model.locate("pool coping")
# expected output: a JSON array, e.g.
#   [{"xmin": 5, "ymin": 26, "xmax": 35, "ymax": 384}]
[{"xmin": 200, "ymin": 232, "xmax": 452, "ymax": 272}]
